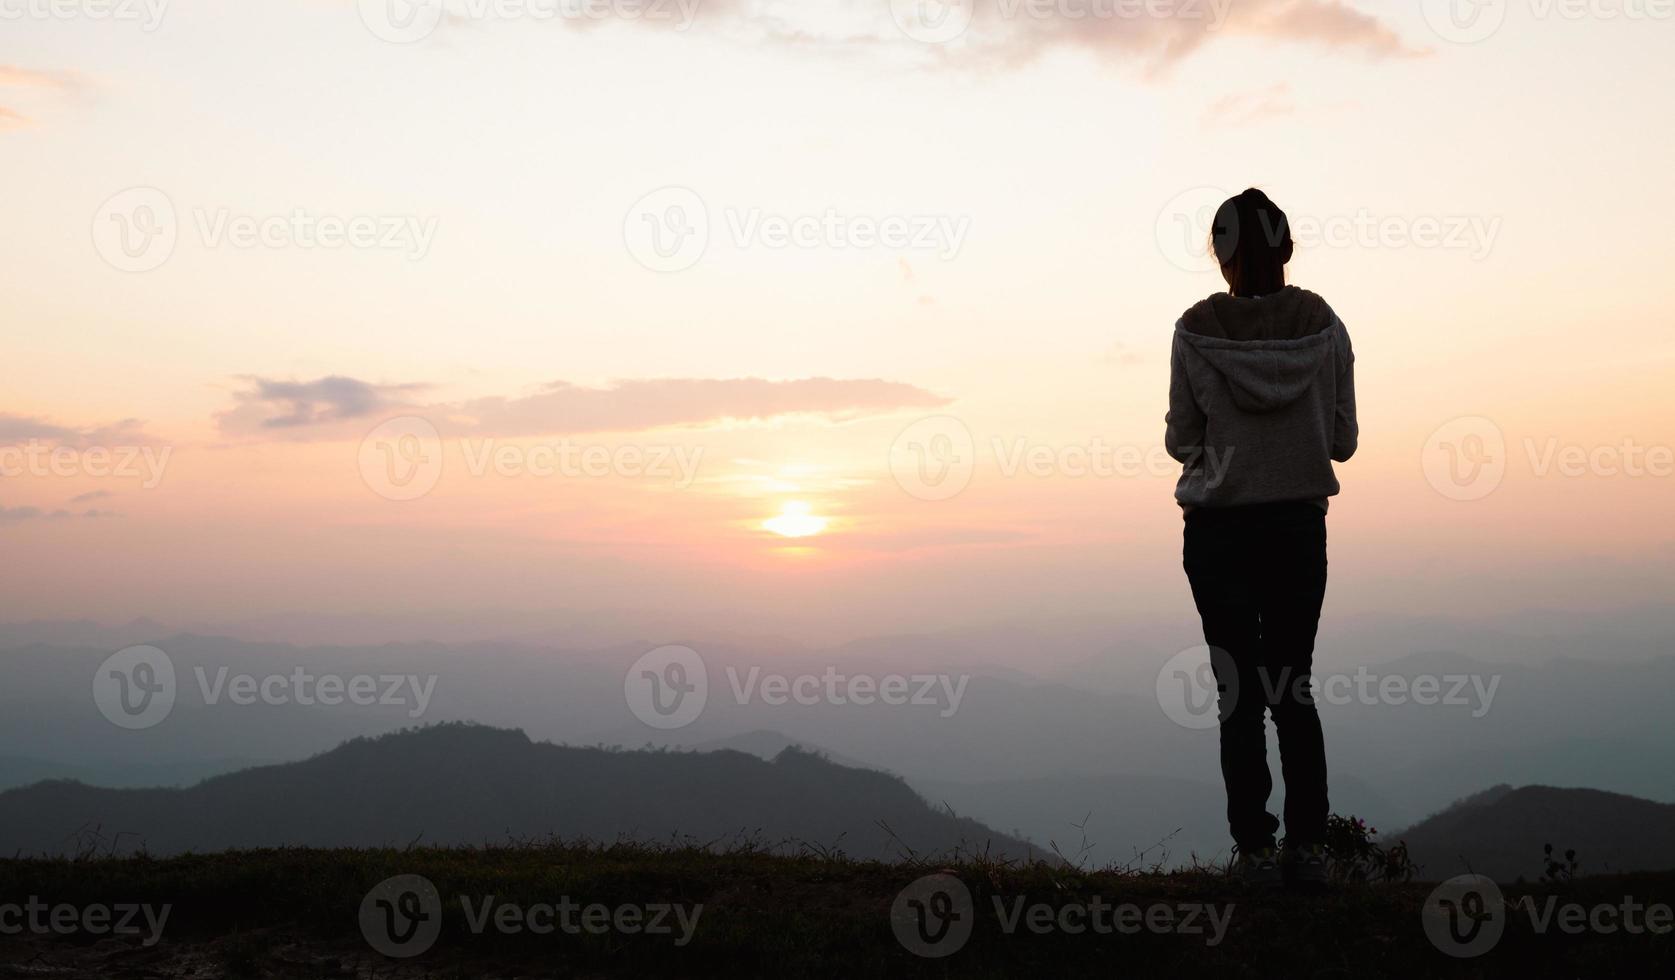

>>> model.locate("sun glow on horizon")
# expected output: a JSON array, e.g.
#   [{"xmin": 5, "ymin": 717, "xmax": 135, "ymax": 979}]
[{"xmin": 763, "ymin": 501, "xmax": 829, "ymax": 539}]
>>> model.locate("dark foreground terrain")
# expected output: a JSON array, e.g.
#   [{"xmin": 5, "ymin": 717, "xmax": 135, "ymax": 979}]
[{"xmin": 2, "ymin": 844, "xmax": 1672, "ymax": 978}]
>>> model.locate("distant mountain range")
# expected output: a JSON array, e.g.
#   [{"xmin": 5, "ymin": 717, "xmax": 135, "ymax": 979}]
[
  {"xmin": 7, "ymin": 621, "xmax": 1675, "ymax": 873},
  {"xmin": 0, "ymin": 755, "xmax": 266, "ymax": 793},
  {"xmin": 8, "ymin": 723, "xmax": 1675, "ymax": 882},
  {"xmin": 1395, "ymin": 784, "xmax": 1675, "ymax": 881},
  {"xmin": 0, "ymin": 724, "xmax": 1042, "ymax": 862}
]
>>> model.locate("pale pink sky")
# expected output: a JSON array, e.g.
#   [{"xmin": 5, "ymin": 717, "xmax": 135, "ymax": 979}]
[{"xmin": 3, "ymin": 1, "xmax": 1673, "ymax": 640}]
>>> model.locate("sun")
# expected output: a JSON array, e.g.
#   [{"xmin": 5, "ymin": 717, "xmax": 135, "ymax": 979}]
[{"xmin": 763, "ymin": 501, "xmax": 828, "ymax": 538}]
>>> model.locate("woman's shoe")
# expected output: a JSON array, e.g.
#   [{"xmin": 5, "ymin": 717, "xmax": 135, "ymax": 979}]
[
  {"xmin": 1283, "ymin": 842, "xmax": 1330, "ymax": 889},
  {"xmin": 1234, "ymin": 846, "xmax": 1283, "ymax": 889}
]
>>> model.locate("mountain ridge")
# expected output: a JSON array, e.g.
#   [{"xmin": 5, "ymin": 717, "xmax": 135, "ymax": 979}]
[{"xmin": 0, "ymin": 722, "xmax": 1042, "ymax": 863}]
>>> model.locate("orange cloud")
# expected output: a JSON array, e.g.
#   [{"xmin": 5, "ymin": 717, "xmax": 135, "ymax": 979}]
[
  {"xmin": 1240, "ymin": 0, "xmax": 1417, "ymax": 58},
  {"xmin": 0, "ymin": 65, "xmax": 85, "ymax": 130}
]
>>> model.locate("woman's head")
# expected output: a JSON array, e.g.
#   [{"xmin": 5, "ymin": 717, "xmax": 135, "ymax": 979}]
[{"xmin": 1210, "ymin": 188, "xmax": 1292, "ymax": 298}]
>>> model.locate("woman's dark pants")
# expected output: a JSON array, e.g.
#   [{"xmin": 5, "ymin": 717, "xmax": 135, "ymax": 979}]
[{"xmin": 1183, "ymin": 501, "xmax": 1330, "ymax": 852}]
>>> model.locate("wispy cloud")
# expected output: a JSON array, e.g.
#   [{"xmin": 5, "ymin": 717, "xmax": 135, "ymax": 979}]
[
  {"xmin": 218, "ymin": 376, "xmax": 430, "ymax": 432},
  {"xmin": 933, "ymin": 0, "xmax": 1420, "ymax": 72},
  {"xmin": 0, "ymin": 414, "xmax": 150, "ymax": 448},
  {"xmin": 449, "ymin": 377, "xmax": 950, "ymax": 436},
  {"xmin": 0, "ymin": 504, "xmax": 110, "ymax": 523},
  {"xmin": 1202, "ymin": 82, "xmax": 1296, "ymax": 126},
  {"xmin": 386, "ymin": 0, "xmax": 1419, "ymax": 72},
  {"xmin": 217, "ymin": 375, "xmax": 951, "ymax": 440},
  {"xmin": 1096, "ymin": 341, "xmax": 1146, "ymax": 366},
  {"xmin": 1238, "ymin": 0, "xmax": 1413, "ymax": 57},
  {"xmin": 0, "ymin": 66, "xmax": 80, "ymax": 91},
  {"xmin": 0, "ymin": 65, "xmax": 85, "ymax": 129}
]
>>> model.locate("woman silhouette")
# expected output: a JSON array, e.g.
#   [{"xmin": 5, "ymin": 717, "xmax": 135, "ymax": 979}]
[{"xmin": 1165, "ymin": 188, "xmax": 1358, "ymax": 888}]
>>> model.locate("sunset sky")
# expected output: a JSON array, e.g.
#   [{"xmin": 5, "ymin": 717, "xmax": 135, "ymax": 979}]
[{"xmin": 3, "ymin": 1, "xmax": 1673, "ymax": 641}]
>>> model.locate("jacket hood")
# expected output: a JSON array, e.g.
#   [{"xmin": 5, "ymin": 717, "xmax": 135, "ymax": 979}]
[{"xmin": 1175, "ymin": 286, "xmax": 1338, "ymax": 414}]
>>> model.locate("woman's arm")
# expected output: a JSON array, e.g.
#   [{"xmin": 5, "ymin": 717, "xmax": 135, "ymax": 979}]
[
  {"xmin": 1165, "ymin": 331, "xmax": 1207, "ymax": 465},
  {"xmin": 1331, "ymin": 322, "xmax": 1358, "ymax": 462}
]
